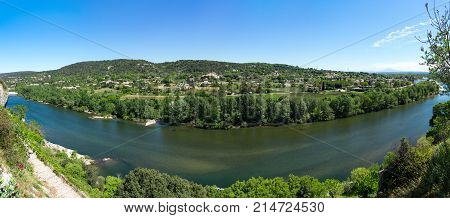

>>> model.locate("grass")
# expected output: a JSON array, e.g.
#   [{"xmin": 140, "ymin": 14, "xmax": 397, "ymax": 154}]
[
  {"xmin": 94, "ymin": 88, "xmax": 118, "ymax": 94},
  {"xmin": 24, "ymin": 127, "xmax": 103, "ymax": 197},
  {"xmin": 1, "ymin": 108, "xmax": 104, "ymax": 197},
  {"xmin": 0, "ymin": 109, "xmax": 48, "ymax": 197}
]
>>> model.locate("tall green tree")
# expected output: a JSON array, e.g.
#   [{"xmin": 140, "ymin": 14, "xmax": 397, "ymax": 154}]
[{"xmin": 421, "ymin": 3, "xmax": 449, "ymax": 87}]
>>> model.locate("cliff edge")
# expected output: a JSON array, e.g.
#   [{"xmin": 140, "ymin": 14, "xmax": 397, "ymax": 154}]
[{"xmin": 0, "ymin": 80, "xmax": 8, "ymax": 107}]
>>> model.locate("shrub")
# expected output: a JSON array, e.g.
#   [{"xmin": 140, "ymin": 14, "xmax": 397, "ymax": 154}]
[
  {"xmin": 323, "ymin": 179, "xmax": 344, "ymax": 198},
  {"xmin": 116, "ymin": 168, "xmax": 208, "ymax": 198},
  {"xmin": 288, "ymin": 175, "xmax": 327, "ymax": 198},
  {"xmin": 103, "ymin": 176, "xmax": 122, "ymax": 198},
  {"xmin": 215, "ymin": 177, "xmax": 292, "ymax": 198},
  {"xmin": 0, "ymin": 176, "xmax": 19, "ymax": 198},
  {"xmin": 345, "ymin": 166, "xmax": 379, "ymax": 198}
]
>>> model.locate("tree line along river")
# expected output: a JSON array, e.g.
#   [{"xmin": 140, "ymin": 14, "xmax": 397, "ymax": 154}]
[{"xmin": 6, "ymin": 94, "xmax": 450, "ymax": 187}]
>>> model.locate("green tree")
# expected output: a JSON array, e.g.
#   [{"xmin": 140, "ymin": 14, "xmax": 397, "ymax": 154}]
[
  {"xmin": 414, "ymin": 142, "xmax": 450, "ymax": 197},
  {"xmin": 117, "ymin": 168, "xmax": 207, "ymax": 198},
  {"xmin": 217, "ymin": 177, "xmax": 292, "ymax": 198},
  {"xmin": 345, "ymin": 166, "xmax": 379, "ymax": 198},
  {"xmin": 287, "ymin": 175, "xmax": 327, "ymax": 198},
  {"xmin": 12, "ymin": 105, "xmax": 27, "ymax": 120},
  {"xmin": 324, "ymin": 179, "xmax": 344, "ymax": 198},
  {"xmin": 330, "ymin": 95, "xmax": 355, "ymax": 118},
  {"xmin": 421, "ymin": 3, "xmax": 449, "ymax": 87},
  {"xmin": 426, "ymin": 101, "xmax": 450, "ymax": 144},
  {"xmin": 378, "ymin": 138, "xmax": 434, "ymax": 197},
  {"xmin": 103, "ymin": 176, "xmax": 123, "ymax": 198}
]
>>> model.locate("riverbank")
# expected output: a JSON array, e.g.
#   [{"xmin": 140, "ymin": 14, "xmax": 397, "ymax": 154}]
[
  {"xmin": 13, "ymin": 81, "xmax": 440, "ymax": 130},
  {"xmin": 43, "ymin": 140, "xmax": 94, "ymax": 165},
  {"xmin": 7, "ymin": 94, "xmax": 448, "ymax": 186}
]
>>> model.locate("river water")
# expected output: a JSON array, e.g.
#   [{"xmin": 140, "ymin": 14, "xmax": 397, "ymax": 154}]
[{"xmin": 6, "ymin": 95, "xmax": 449, "ymax": 186}]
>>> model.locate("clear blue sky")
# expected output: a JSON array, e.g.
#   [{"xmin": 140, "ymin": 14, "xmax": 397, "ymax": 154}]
[{"xmin": 1, "ymin": 0, "xmax": 447, "ymax": 73}]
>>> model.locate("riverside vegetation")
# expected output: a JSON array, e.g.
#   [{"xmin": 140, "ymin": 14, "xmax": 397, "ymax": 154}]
[
  {"xmin": 1, "ymin": 61, "xmax": 439, "ymax": 129},
  {"xmin": 14, "ymin": 80, "xmax": 439, "ymax": 129}
]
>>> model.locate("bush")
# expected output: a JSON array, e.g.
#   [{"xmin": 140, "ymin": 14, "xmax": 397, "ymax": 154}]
[
  {"xmin": 288, "ymin": 175, "xmax": 327, "ymax": 198},
  {"xmin": 345, "ymin": 166, "xmax": 379, "ymax": 198},
  {"xmin": 427, "ymin": 101, "xmax": 449, "ymax": 144},
  {"xmin": 323, "ymin": 179, "xmax": 344, "ymax": 198},
  {"xmin": 0, "ymin": 176, "xmax": 19, "ymax": 198},
  {"xmin": 214, "ymin": 177, "xmax": 292, "ymax": 198},
  {"xmin": 414, "ymin": 142, "xmax": 450, "ymax": 197},
  {"xmin": 103, "ymin": 176, "xmax": 122, "ymax": 198},
  {"xmin": 378, "ymin": 138, "xmax": 433, "ymax": 197},
  {"xmin": 64, "ymin": 162, "xmax": 86, "ymax": 180},
  {"xmin": 116, "ymin": 168, "xmax": 208, "ymax": 198}
]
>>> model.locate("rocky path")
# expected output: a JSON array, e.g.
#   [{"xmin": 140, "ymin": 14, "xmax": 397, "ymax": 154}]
[{"xmin": 28, "ymin": 152, "xmax": 82, "ymax": 198}]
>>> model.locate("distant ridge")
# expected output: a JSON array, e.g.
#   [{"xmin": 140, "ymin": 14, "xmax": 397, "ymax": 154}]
[{"xmin": 0, "ymin": 59, "xmax": 374, "ymax": 76}]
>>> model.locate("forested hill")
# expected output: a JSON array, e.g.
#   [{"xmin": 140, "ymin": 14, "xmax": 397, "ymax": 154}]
[
  {"xmin": 2, "ymin": 59, "xmax": 372, "ymax": 77},
  {"xmin": 54, "ymin": 59, "xmax": 156, "ymax": 76}
]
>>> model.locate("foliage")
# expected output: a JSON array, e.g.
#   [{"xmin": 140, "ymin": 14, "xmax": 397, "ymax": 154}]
[
  {"xmin": 413, "ymin": 141, "xmax": 450, "ymax": 197},
  {"xmin": 378, "ymin": 138, "xmax": 434, "ymax": 197},
  {"xmin": 0, "ymin": 109, "xmax": 49, "ymax": 197},
  {"xmin": 15, "ymin": 81, "xmax": 439, "ymax": 129},
  {"xmin": 117, "ymin": 170, "xmax": 351, "ymax": 198},
  {"xmin": 323, "ymin": 179, "xmax": 344, "ymax": 198},
  {"xmin": 103, "ymin": 176, "xmax": 123, "ymax": 198},
  {"xmin": 378, "ymin": 98, "xmax": 450, "ymax": 197},
  {"xmin": 11, "ymin": 105, "xmax": 27, "ymax": 120},
  {"xmin": 421, "ymin": 3, "xmax": 449, "ymax": 87},
  {"xmin": 0, "ymin": 109, "xmax": 31, "ymax": 177},
  {"xmin": 6, "ymin": 109, "xmax": 104, "ymax": 197},
  {"xmin": 211, "ymin": 177, "xmax": 293, "ymax": 198},
  {"xmin": 287, "ymin": 175, "xmax": 328, "ymax": 198},
  {"xmin": 0, "ymin": 176, "xmax": 19, "ymax": 198},
  {"xmin": 426, "ymin": 101, "xmax": 450, "ymax": 144},
  {"xmin": 116, "ymin": 168, "xmax": 208, "ymax": 198},
  {"xmin": 345, "ymin": 166, "xmax": 379, "ymax": 198}
]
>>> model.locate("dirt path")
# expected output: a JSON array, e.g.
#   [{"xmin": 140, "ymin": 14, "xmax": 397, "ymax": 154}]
[{"xmin": 28, "ymin": 152, "xmax": 82, "ymax": 198}]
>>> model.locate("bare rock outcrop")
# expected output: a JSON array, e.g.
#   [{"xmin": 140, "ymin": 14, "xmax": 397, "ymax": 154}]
[{"xmin": 0, "ymin": 80, "xmax": 8, "ymax": 107}]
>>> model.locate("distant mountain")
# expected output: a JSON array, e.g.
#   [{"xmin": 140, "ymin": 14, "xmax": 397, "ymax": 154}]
[
  {"xmin": 377, "ymin": 71, "xmax": 429, "ymax": 75},
  {"xmin": 0, "ymin": 71, "xmax": 37, "ymax": 77}
]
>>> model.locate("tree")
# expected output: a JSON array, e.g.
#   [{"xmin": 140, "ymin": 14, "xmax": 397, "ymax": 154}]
[
  {"xmin": 217, "ymin": 177, "xmax": 292, "ymax": 198},
  {"xmin": 413, "ymin": 142, "xmax": 450, "ymax": 197},
  {"xmin": 378, "ymin": 139, "xmax": 433, "ymax": 197},
  {"xmin": 103, "ymin": 176, "xmax": 123, "ymax": 198},
  {"xmin": 330, "ymin": 95, "xmax": 355, "ymax": 118},
  {"xmin": 287, "ymin": 175, "xmax": 327, "ymax": 198},
  {"xmin": 420, "ymin": 3, "xmax": 450, "ymax": 87},
  {"xmin": 12, "ymin": 105, "xmax": 27, "ymax": 120},
  {"xmin": 345, "ymin": 166, "xmax": 379, "ymax": 198},
  {"xmin": 116, "ymin": 168, "xmax": 208, "ymax": 198},
  {"xmin": 324, "ymin": 179, "xmax": 344, "ymax": 198},
  {"xmin": 426, "ymin": 101, "xmax": 450, "ymax": 144}
]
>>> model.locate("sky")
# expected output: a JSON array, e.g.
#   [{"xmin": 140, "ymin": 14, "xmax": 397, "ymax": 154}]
[{"xmin": 0, "ymin": 0, "xmax": 448, "ymax": 73}]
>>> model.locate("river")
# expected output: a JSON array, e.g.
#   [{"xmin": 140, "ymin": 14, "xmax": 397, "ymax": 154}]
[{"xmin": 6, "ymin": 94, "xmax": 449, "ymax": 187}]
